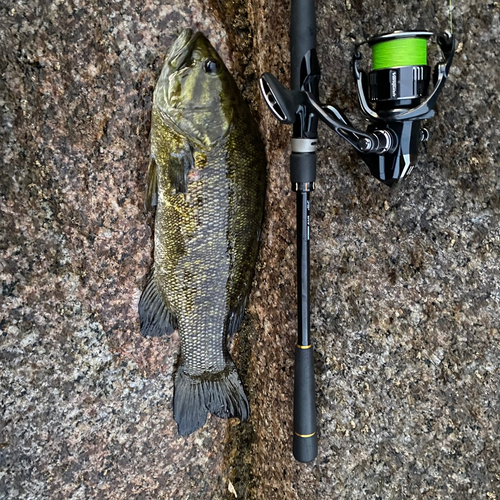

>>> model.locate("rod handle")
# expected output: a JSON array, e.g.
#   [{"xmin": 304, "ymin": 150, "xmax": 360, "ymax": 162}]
[{"xmin": 293, "ymin": 345, "xmax": 318, "ymax": 462}]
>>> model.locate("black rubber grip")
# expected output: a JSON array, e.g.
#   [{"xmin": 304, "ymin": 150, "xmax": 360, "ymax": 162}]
[{"xmin": 293, "ymin": 345, "xmax": 318, "ymax": 462}]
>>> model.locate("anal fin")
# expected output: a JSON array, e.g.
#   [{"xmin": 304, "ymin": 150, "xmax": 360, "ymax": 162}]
[{"xmin": 139, "ymin": 274, "xmax": 177, "ymax": 337}]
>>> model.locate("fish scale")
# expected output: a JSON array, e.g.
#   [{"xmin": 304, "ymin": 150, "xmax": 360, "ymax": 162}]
[
  {"xmin": 139, "ymin": 30, "xmax": 266, "ymax": 435},
  {"xmin": 157, "ymin": 139, "xmax": 232, "ymax": 374}
]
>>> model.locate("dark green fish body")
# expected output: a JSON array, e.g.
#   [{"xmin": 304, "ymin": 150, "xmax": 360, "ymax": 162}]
[{"xmin": 139, "ymin": 30, "xmax": 266, "ymax": 435}]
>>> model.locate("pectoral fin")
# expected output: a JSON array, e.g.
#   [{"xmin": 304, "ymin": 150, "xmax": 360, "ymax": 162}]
[
  {"xmin": 146, "ymin": 147, "xmax": 194, "ymax": 207},
  {"xmin": 139, "ymin": 274, "xmax": 177, "ymax": 337},
  {"xmin": 167, "ymin": 147, "xmax": 194, "ymax": 195}
]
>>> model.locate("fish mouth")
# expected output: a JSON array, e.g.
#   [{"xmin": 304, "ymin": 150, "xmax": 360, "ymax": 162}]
[{"xmin": 167, "ymin": 29, "xmax": 206, "ymax": 71}]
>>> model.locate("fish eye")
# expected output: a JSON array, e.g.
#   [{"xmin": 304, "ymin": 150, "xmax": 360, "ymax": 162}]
[{"xmin": 204, "ymin": 59, "xmax": 218, "ymax": 74}]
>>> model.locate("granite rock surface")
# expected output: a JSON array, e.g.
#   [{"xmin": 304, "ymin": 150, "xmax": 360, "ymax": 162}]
[{"xmin": 1, "ymin": 0, "xmax": 499, "ymax": 499}]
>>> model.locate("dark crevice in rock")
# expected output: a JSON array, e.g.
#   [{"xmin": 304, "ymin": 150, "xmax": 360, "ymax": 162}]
[
  {"xmin": 203, "ymin": 1, "xmax": 269, "ymax": 496},
  {"xmin": 206, "ymin": 0, "xmax": 260, "ymax": 116},
  {"xmin": 221, "ymin": 318, "xmax": 257, "ymax": 499}
]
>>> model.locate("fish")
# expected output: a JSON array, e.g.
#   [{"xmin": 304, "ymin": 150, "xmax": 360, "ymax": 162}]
[{"xmin": 139, "ymin": 29, "xmax": 266, "ymax": 436}]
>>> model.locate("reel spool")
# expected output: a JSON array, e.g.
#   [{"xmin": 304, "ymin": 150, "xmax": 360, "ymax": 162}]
[
  {"xmin": 260, "ymin": 30, "xmax": 456, "ymax": 186},
  {"xmin": 367, "ymin": 31, "xmax": 432, "ymax": 108}
]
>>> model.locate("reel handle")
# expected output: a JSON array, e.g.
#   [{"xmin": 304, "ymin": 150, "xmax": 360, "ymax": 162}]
[{"xmin": 293, "ymin": 344, "xmax": 318, "ymax": 462}]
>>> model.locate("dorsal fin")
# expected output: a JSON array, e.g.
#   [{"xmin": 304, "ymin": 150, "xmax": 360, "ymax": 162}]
[
  {"xmin": 226, "ymin": 294, "xmax": 249, "ymax": 337},
  {"xmin": 145, "ymin": 157, "xmax": 158, "ymax": 211}
]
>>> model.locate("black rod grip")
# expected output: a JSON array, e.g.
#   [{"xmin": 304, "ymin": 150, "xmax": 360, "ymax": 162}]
[{"xmin": 293, "ymin": 345, "xmax": 318, "ymax": 462}]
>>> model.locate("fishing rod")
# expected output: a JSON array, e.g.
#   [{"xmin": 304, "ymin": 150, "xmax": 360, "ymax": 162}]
[
  {"xmin": 260, "ymin": 2, "xmax": 456, "ymax": 462},
  {"xmin": 260, "ymin": 0, "xmax": 320, "ymax": 463}
]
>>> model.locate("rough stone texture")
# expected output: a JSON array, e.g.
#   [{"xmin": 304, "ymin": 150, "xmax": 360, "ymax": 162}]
[
  {"xmin": 1, "ymin": 0, "xmax": 499, "ymax": 499},
  {"xmin": 0, "ymin": 1, "xmax": 235, "ymax": 498}
]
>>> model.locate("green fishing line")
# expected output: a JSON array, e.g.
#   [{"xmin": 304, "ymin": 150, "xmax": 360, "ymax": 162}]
[{"xmin": 372, "ymin": 37, "xmax": 428, "ymax": 70}]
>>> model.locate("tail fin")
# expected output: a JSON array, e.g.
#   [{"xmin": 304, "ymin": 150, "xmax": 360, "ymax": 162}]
[{"xmin": 173, "ymin": 360, "xmax": 250, "ymax": 436}]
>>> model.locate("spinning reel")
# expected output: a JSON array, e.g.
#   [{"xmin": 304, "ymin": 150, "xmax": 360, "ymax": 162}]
[{"xmin": 260, "ymin": 30, "xmax": 456, "ymax": 186}]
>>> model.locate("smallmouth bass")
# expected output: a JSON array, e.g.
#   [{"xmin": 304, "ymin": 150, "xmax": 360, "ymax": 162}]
[{"xmin": 139, "ymin": 30, "xmax": 266, "ymax": 436}]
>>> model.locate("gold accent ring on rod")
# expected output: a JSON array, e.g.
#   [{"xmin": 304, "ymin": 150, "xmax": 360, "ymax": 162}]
[{"xmin": 295, "ymin": 431, "xmax": 316, "ymax": 438}]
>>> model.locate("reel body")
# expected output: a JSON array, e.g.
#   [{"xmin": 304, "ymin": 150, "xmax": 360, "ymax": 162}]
[
  {"xmin": 260, "ymin": 30, "xmax": 456, "ymax": 186},
  {"xmin": 355, "ymin": 31, "xmax": 455, "ymax": 185}
]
